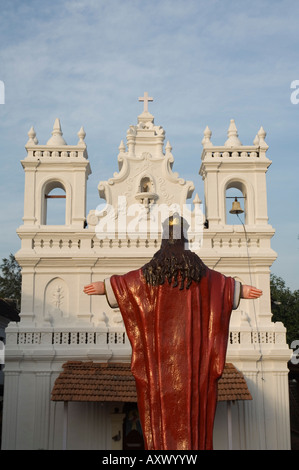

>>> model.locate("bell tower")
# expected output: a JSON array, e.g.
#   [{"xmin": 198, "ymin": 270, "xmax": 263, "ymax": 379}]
[
  {"xmin": 16, "ymin": 119, "xmax": 91, "ymax": 325},
  {"xmin": 21, "ymin": 118, "xmax": 90, "ymax": 229},
  {"xmin": 200, "ymin": 119, "xmax": 270, "ymax": 227},
  {"xmin": 199, "ymin": 119, "xmax": 291, "ymax": 449},
  {"xmin": 199, "ymin": 119, "xmax": 277, "ymax": 325}
]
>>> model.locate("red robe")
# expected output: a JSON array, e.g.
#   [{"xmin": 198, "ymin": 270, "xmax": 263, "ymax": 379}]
[{"xmin": 110, "ymin": 267, "xmax": 235, "ymax": 450}]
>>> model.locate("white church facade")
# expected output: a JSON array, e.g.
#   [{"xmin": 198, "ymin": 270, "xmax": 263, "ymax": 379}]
[{"xmin": 1, "ymin": 94, "xmax": 292, "ymax": 450}]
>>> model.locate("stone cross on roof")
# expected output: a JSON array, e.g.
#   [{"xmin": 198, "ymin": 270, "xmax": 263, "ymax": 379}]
[{"xmin": 138, "ymin": 91, "xmax": 153, "ymax": 113}]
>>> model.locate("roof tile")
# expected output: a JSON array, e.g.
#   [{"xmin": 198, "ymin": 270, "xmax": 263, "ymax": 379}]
[{"xmin": 51, "ymin": 361, "xmax": 252, "ymax": 403}]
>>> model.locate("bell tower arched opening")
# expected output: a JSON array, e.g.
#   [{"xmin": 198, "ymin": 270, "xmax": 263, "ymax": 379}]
[
  {"xmin": 45, "ymin": 186, "xmax": 66, "ymax": 225},
  {"xmin": 225, "ymin": 182, "xmax": 246, "ymax": 225},
  {"xmin": 42, "ymin": 180, "xmax": 67, "ymax": 225}
]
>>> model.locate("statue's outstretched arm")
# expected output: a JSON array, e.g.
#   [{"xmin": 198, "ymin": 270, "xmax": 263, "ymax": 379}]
[
  {"xmin": 83, "ymin": 281, "xmax": 105, "ymax": 295},
  {"xmin": 83, "ymin": 281, "xmax": 262, "ymax": 302},
  {"xmin": 241, "ymin": 285, "xmax": 263, "ymax": 299}
]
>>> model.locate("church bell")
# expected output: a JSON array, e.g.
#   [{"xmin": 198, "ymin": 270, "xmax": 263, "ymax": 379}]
[{"xmin": 229, "ymin": 197, "xmax": 244, "ymax": 214}]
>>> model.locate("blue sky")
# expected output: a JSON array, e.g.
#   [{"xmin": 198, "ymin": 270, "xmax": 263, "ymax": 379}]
[{"xmin": 0, "ymin": 0, "xmax": 298, "ymax": 290}]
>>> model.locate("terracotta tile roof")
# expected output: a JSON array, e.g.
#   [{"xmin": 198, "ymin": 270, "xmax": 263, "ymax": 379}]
[
  {"xmin": 51, "ymin": 361, "xmax": 252, "ymax": 403},
  {"xmin": 51, "ymin": 362, "xmax": 136, "ymax": 402},
  {"xmin": 217, "ymin": 362, "xmax": 252, "ymax": 402}
]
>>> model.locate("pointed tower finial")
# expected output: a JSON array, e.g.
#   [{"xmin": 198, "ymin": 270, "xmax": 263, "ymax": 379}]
[
  {"xmin": 165, "ymin": 141, "xmax": 172, "ymax": 155},
  {"xmin": 253, "ymin": 134, "xmax": 259, "ymax": 146},
  {"xmin": 118, "ymin": 140, "xmax": 126, "ymax": 152},
  {"xmin": 77, "ymin": 126, "xmax": 86, "ymax": 146},
  {"xmin": 46, "ymin": 118, "xmax": 67, "ymax": 146},
  {"xmin": 193, "ymin": 193, "xmax": 202, "ymax": 205},
  {"xmin": 257, "ymin": 126, "xmax": 268, "ymax": 149},
  {"xmin": 26, "ymin": 126, "xmax": 38, "ymax": 146},
  {"xmin": 201, "ymin": 126, "xmax": 213, "ymax": 147},
  {"xmin": 224, "ymin": 119, "xmax": 242, "ymax": 147}
]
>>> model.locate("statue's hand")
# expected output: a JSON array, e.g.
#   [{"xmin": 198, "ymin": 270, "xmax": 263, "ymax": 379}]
[
  {"xmin": 83, "ymin": 281, "xmax": 105, "ymax": 295},
  {"xmin": 241, "ymin": 285, "xmax": 263, "ymax": 299}
]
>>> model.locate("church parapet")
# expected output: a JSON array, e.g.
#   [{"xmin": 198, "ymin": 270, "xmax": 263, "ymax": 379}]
[{"xmin": 4, "ymin": 323, "xmax": 288, "ymax": 355}]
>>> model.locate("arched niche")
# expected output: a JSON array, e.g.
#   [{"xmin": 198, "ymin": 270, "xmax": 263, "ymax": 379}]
[
  {"xmin": 43, "ymin": 277, "xmax": 69, "ymax": 322},
  {"xmin": 135, "ymin": 174, "xmax": 158, "ymax": 211},
  {"xmin": 139, "ymin": 175, "xmax": 155, "ymax": 193}
]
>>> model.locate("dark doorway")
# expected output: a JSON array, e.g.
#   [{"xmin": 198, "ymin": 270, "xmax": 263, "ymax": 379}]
[{"xmin": 122, "ymin": 403, "xmax": 144, "ymax": 450}]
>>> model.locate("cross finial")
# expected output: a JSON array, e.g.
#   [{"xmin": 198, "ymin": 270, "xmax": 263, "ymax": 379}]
[{"xmin": 139, "ymin": 92, "xmax": 153, "ymax": 113}]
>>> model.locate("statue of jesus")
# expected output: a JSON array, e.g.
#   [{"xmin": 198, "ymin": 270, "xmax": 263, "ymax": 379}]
[{"xmin": 84, "ymin": 215, "xmax": 262, "ymax": 450}]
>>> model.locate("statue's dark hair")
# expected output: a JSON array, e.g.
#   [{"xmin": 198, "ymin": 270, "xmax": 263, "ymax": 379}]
[{"xmin": 142, "ymin": 215, "xmax": 206, "ymax": 290}]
